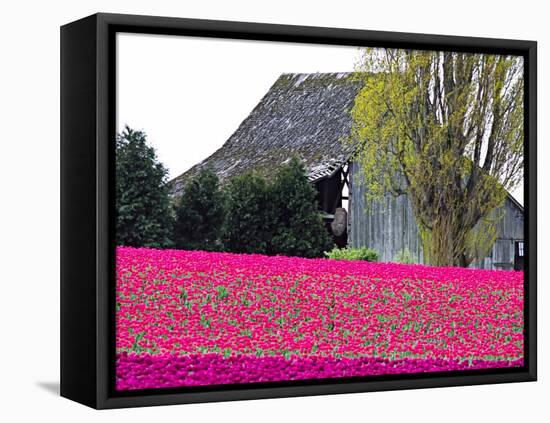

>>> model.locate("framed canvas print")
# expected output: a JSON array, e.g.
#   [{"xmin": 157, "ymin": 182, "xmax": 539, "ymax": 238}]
[{"xmin": 60, "ymin": 13, "xmax": 537, "ymax": 409}]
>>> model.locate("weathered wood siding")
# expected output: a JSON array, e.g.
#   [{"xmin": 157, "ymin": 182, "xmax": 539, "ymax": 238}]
[
  {"xmin": 348, "ymin": 162, "xmax": 424, "ymax": 263},
  {"xmin": 348, "ymin": 161, "xmax": 524, "ymax": 270},
  {"xmin": 471, "ymin": 198, "xmax": 524, "ymax": 270}
]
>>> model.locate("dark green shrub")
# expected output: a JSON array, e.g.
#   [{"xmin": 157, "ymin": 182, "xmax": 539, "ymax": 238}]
[
  {"xmin": 224, "ymin": 173, "xmax": 274, "ymax": 254},
  {"xmin": 269, "ymin": 157, "xmax": 334, "ymax": 258},
  {"xmin": 115, "ymin": 126, "xmax": 174, "ymax": 248},
  {"xmin": 173, "ymin": 168, "xmax": 226, "ymax": 251}
]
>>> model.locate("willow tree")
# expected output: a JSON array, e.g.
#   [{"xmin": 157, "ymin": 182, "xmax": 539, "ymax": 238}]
[{"xmin": 348, "ymin": 49, "xmax": 523, "ymax": 267}]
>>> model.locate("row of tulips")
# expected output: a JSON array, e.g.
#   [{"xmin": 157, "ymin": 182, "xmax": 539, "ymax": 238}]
[{"xmin": 116, "ymin": 352, "xmax": 523, "ymax": 390}]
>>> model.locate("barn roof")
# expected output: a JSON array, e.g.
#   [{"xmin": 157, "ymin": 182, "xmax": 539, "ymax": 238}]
[{"xmin": 169, "ymin": 72, "xmax": 362, "ymax": 197}]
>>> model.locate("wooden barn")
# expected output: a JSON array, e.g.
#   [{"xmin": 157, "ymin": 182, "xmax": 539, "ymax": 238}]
[{"xmin": 170, "ymin": 72, "xmax": 524, "ymax": 270}]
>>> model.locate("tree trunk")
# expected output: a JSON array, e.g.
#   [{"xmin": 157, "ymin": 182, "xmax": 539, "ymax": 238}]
[{"xmin": 421, "ymin": 212, "xmax": 474, "ymax": 268}]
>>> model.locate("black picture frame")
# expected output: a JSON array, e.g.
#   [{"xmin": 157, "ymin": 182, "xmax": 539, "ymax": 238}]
[{"xmin": 60, "ymin": 12, "xmax": 537, "ymax": 409}]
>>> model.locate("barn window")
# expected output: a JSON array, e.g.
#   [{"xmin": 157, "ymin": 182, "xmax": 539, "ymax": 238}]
[{"xmin": 517, "ymin": 241, "xmax": 525, "ymax": 257}]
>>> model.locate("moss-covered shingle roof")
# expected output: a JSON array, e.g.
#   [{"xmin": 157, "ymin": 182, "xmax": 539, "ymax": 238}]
[{"xmin": 169, "ymin": 72, "xmax": 362, "ymax": 197}]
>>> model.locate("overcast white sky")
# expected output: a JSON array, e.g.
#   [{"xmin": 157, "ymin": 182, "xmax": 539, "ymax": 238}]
[{"xmin": 116, "ymin": 33, "xmax": 523, "ymax": 205}]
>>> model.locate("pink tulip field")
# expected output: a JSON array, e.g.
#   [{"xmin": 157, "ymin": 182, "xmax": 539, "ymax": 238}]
[{"xmin": 115, "ymin": 246, "xmax": 524, "ymax": 391}]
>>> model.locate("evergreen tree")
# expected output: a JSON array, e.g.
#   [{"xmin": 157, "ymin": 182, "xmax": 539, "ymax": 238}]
[
  {"xmin": 225, "ymin": 173, "xmax": 274, "ymax": 254},
  {"xmin": 270, "ymin": 157, "xmax": 334, "ymax": 257},
  {"xmin": 116, "ymin": 126, "xmax": 173, "ymax": 248},
  {"xmin": 173, "ymin": 168, "xmax": 226, "ymax": 251}
]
